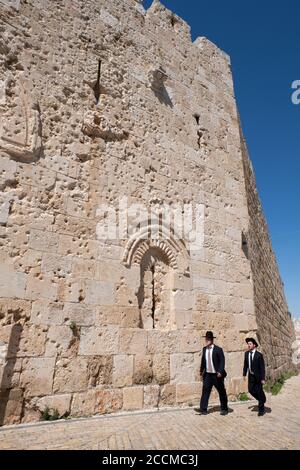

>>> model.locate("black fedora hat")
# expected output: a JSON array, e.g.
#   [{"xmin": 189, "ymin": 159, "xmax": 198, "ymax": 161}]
[
  {"xmin": 203, "ymin": 331, "xmax": 216, "ymax": 340},
  {"xmin": 245, "ymin": 337, "xmax": 259, "ymax": 348}
]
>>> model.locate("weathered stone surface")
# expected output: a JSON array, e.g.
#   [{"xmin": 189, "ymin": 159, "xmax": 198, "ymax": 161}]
[
  {"xmin": 33, "ymin": 394, "xmax": 72, "ymax": 417},
  {"xmin": 144, "ymin": 385, "xmax": 160, "ymax": 408},
  {"xmin": 30, "ymin": 300, "xmax": 64, "ymax": 325},
  {"xmin": 112, "ymin": 355, "xmax": 133, "ymax": 387},
  {"xmin": 45, "ymin": 326, "xmax": 74, "ymax": 357},
  {"xmin": 71, "ymin": 389, "xmax": 97, "ymax": 417},
  {"xmin": 147, "ymin": 331, "xmax": 180, "ymax": 354},
  {"xmin": 85, "ymin": 281, "xmax": 115, "ymax": 306},
  {"xmin": 170, "ymin": 353, "xmax": 196, "ymax": 384},
  {"xmin": 63, "ymin": 303, "xmax": 95, "ymax": 327},
  {"xmin": 152, "ymin": 354, "xmax": 170, "ymax": 385},
  {"xmin": 160, "ymin": 384, "xmax": 176, "ymax": 406},
  {"xmin": 20, "ymin": 358, "xmax": 55, "ymax": 397},
  {"xmin": 18, "ymin": 325, "xmax": 47, "ymax": 357},
  {"xmin": 53, "ymin": 358, "xmax": 88, "ymax": 394},
  {"xmin": 123, "ymin": 386, "xmax": 144, "ymax": 411},
  {"xmin": 95, "ymin": 388, "xmax": 123, "ymax": 414},
  {"xmin": 79, "ymin": 327, "xmax": 119, "ymax": 356},
  {"xmin": 87, "ymin": 356, "xmax": 113, "ymax": 387},
  {"xmin": 119, "ymin": 329, "xmax": 147, "ymax": 355},
  {"xmin": 0, "ymin": 388, "xmax": 23, "ymax": 425},
  {"xmin": 176, "ymin": 383, "xmax": 200, "ymax": 405},
  {"xmin": 241, "ymin": 134, "xmax": 296, "ymax": 379},
  {"xmin": 133, "ymin": 355, "xmax": 152, "ymax": 385},
  {"xmin": 0, "ymin": 266, "xmax": 26, "ymax": 299}
]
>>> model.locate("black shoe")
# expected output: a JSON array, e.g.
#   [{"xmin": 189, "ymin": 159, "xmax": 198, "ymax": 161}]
[
  {"xmin": 220, "ymin": 410, "xmax": 228, "ymax": 416},
  {"xmin": 194, "ymin": 407, "xmax": 201, "ymax": 413},
  {"xmin": 196, "ymin": 410, "xmax": 208, "ymax": 415},
  {"xmin": 258, "ymin": 410, "xmax": 266, "ymax": 417}
]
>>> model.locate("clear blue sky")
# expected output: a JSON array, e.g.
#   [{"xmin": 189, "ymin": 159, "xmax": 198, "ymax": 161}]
[{"xmin": 143, "ymin": 0, "xmax": 300, "ymax": 317}]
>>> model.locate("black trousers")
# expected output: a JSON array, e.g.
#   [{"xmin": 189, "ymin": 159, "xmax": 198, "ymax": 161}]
[
  {"xmin": 248, "ymin": 373, "xmax": 266, "ymax": 411},
  {"xmin": 200, "ymin": 373, "xmax": 228, "ymax": 412}
]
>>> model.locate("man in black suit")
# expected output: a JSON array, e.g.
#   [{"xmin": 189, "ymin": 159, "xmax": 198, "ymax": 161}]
[
  {"xmin": 196, "ymin": 331, "xmax": 228, "ymax": 416},
  {"xmin": 243, "ymin": 337, "xmax": 266, "ymax": 416}
]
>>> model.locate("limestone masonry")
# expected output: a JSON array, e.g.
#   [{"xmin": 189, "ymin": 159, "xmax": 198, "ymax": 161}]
[{"xmin": 0, "ymin": 0, "xmax": 296, "ymax": 425}]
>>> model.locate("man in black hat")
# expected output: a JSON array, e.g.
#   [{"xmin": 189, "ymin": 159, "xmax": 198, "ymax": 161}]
[
  {"xmin": 196, "ymin": 331, "xmax": 228, "ymax": 416},
  {"xmin": 243, "ymin": 338, "xmax": 266, "ymax": 416}
]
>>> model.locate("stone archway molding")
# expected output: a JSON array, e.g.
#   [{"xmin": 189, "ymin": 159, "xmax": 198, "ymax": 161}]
[{"xmin": 122, "ymin": 221, "xmax": 190, "ymax": 273}]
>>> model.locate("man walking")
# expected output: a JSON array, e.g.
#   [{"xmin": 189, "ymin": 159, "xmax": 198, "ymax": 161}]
[
  {"xmin": 196, "ymin": 331, "xmax": 228, "ymax": 416},
  {"xmin": 243, "ymin": 337, "xmax": 267, "ymax": 416}
]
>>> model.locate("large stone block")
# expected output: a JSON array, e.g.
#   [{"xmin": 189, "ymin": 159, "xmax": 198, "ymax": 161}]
[
  {"xmin": 173, "ymin": 290, "xmax": 195, "ymax": 311},
  {"xmin": 179, "ymin": 330, "xmax": 201, "ymax": 353},
  {"xmin": 0, "ymin": 298, "xmax": 31, "ymax": 324},
  {"xmin": 87, "ymin": 355, "xmax": 113, "ymax": 386},
  {"xmin": 45, "ymin": 325, "xmax": 74, "ymax": 357},
  {"xmin": 144, "ymin": 385, "xmax": 160, "ymax": 408},
  {"xmin": 25, "ymin": 275, "xmax": 58, "ymax": 301},
  {"xmin": 18, "ymin": 325, "xmax": 47, "ymax": 357},
  {"xmin": 147, "ymin": 331, "xmax": 180, "ymax": 354},
  {"xmin": 95, "ymin": 388, "xmax": 123, "ymax": 414},
  {"xmin": 71, "ymin": 389, "xmax": 97, "ymax": 417},
  {"xmin": 0, "ymin": 266, "xmax": 26, "ymax": 299},
  {"xmin": 53, "ymin": 358, "xmax": 88, "ymax": 394},
  {"xmin": 113, "ymin": 355, "xmax": 133, "ymax": 387},
  {"xmin": 85, "ymin": 280, "xmax": 115, "ymax": 306},
  {"xmin": 133, "ymin": 355, "xmax": 152, "ymax": 384},
  {"xmin": 176, "ymin": 383, "xmax": 200, "ymax": 405},
  {"xmin": 170, "ymin": 353, "xmax": 196, "ymax": 384},
  {"xmin": 123, "ymin": 386, "xmax": 143, "ymax": 411},
  {"xmin": 41, "ymin": 253, "xmax": 72, "ymax": 277},
  {"xmin": 31, "ymin": 300, "xmax": 64, "ymax": 325},
  {"xmin": 29, "ymin": 230, "xmax": 58, "ymax": 253},
  {"xmin": 63, "ymin": 303, "xmax": 95, "ymax": 327},
  {"xmin": 33, "ymin": 393, "xmax": 72, "ymax": 417},
  {"xmin": 0, "ymin": 357, "xmax": 22, "ymax": 389},
  {"xmin": 159, "ymin": 384, "xmax": 176, "ymax": 406},
  {"xmin": 152, "ymin": 354, "xmax": 170, "ymax": 385},
  {"xmin": 20, "ymin": 358, "xmax": 55, "ymax": 397},
  {"xmin": 0, "ymin": 388, "xmax": 23, "ymax": 425},
  {"xmin": 119, "ymin": 329, "xmax": 147, "ymax": 355}
]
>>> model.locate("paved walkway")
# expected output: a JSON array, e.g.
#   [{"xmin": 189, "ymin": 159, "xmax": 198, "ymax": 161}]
[{"xmin": 0, "ymin": 375, "xmax": 299, "ymax": 450}]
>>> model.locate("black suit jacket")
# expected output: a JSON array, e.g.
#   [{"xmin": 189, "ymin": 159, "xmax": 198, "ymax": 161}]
[
  {"xmin": 200, "ymin": 345, "xmax": 227, "ymax": 378},
  {"xmin": 243, "ymin": 350, "xmax": 266, "ymax": 381}
]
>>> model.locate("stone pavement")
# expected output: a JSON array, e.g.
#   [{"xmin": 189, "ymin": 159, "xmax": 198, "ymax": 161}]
[{"xmin": 0, "ymin": 375, "xmax": 299, "ymax": 450}]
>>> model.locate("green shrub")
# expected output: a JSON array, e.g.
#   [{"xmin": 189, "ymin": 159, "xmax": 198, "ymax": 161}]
[{"xmin": 41, "ymin": 406, "xmax": 51, "ymax": 421}]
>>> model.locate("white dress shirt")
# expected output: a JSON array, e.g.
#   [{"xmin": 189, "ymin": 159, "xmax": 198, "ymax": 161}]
[
  {"xmin": 248, "ymin": 349, "xmax": 256, "ymax": 373},
  {"xmin": 205, "ymin": 344, "xmax": 216, "ymax": 373}
]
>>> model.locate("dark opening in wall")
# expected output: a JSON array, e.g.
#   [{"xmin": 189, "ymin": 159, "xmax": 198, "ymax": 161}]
[
  {"xmin": 170, "ymin": 13, "xmax": 177, "ymax": 28},
  {"xmin": 151, "ymin": 265, "xmax": 155, "ymax": 329},
  {"xmin": 193, "ymin": 113, "xmax": 200, "ymax": 125},
  {"xmin": 242, "ymin": 231, "xmax": 249, "ymax": 259}
]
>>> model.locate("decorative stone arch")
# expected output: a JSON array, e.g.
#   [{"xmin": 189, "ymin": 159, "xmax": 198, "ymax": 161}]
[{"xmin": 122, "ymin": 221, "xmax": 190, "ymax": 275}]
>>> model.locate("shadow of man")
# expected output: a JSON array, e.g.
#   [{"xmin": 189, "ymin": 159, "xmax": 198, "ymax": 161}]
[{"xmin": 0, "ymin": 323, "xmax": 23, "ymax": 425}]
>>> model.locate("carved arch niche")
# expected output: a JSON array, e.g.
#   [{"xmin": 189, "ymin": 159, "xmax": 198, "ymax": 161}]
[
  {"xmin": 0, "ymin": 74, "xmax": 42, "ymax": 162},
  {"xmin": 123, "ymin": 231, "xmax": 191, "ymax": 331}
]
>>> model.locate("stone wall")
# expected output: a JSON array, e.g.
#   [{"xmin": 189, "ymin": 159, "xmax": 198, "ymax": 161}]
[
  {"xmin": 0, "ymin": 0, "xmax": 295, "ymax": 425},
  {"xmin": 240, "ymin": 128, "xmax": 296, "ymax": 380}
]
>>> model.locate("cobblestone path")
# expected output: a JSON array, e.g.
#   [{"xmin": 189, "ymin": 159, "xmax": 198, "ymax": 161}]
[{"xmin": 0, "ymin": 375, "xmax": 299, "ymax": 450}]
